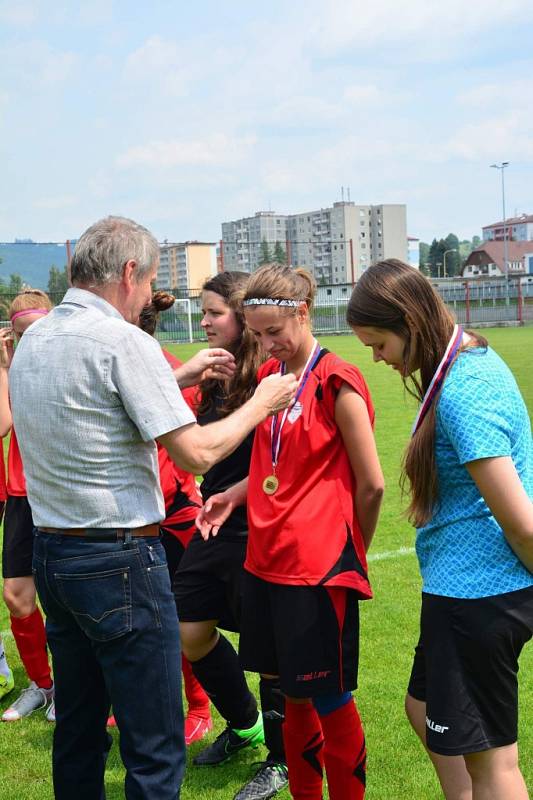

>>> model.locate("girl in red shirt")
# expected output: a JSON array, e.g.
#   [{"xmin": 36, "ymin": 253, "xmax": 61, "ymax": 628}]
[
  {"xmin": 197, "ymin": 265, "xmax": 384, "ymax": 800},
  {"xmin": 0, "ymin": 289, "xmax": 54, "ymax": 721},
  {"xmin": 0, "ymin": 437, "xmax": 14, "ymax": 702}
]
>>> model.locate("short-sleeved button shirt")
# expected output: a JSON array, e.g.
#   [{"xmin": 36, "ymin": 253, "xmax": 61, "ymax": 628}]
[
  {"xmin": 416, "ymin": 346, "xmax": 533, "ymax": 599},
  {"xmin": 9, "ymin": 288, "xmax": 195, "ymax": 528}
]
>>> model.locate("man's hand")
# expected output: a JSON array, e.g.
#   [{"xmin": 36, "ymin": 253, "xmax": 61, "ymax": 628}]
[
  {"xmin": 196, "ymin": 492, "xmax": 235, "ymax": 540},
  {"xmin": 0, "ymin": 328, "xmax": 14, "ymax": 370},
  {"xmin": 174, "ymin": 348, "xmax": 236, "ymax": 389},
  {"xmin": 252, "ymin": 372, "xmax": 298, "ymax": 416}
]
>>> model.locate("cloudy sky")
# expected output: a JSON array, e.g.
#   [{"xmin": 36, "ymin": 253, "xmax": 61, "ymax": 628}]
[{"xmin": 1, "ymin": 0, "xmax": 532, "ymax": 243}]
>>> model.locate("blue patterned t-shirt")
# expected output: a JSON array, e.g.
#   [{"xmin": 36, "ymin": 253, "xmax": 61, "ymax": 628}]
[{"xmin": 416, "ymin": 346, "xmax": 533, "ymax": 599}]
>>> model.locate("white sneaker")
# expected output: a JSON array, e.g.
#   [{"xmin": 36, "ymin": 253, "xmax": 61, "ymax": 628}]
[
  {"xmin": 45, "ymin": 700, "xmax": 55, "ymax": 723},
  {"xmin": 1, "ymin": 681, "xmax": 54, "ymax": 721}
]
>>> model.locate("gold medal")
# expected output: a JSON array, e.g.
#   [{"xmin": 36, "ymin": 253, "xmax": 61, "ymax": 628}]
[{"xmin": 262, "ymin": 475, "xmax": 279, "ymax": 495}]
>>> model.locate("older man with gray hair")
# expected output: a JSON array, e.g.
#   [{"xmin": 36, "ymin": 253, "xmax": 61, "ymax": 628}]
[{"xmin": 9, "ymin": 216, "xmax": 297, "ymax": 800}]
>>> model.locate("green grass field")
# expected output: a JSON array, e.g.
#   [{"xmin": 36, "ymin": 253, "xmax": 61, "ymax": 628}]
[{"xmin": 1, "ymin": 327, "xmax": 532, "ymax": 799}]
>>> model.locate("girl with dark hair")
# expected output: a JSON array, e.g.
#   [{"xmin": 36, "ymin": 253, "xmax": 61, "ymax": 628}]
[
  {"xmin": 197, "ymin": 264, "xmax": 384, "ymax": 800},
  {"xmin": 137, "ymin": 290, "xmax": 213, "ymax": 745},
  {"xmin": 348, "ymin": 259, "xmax": 533, "ymax": 800},
  {"xmin": 0, "ymin": 289, "xmax": 55, "ymax": 722},
  {"xmin": 175, "ymin": 271, "xmax": 291, "ymax": 800}
]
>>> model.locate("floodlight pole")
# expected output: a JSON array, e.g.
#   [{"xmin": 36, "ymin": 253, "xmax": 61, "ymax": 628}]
[
  {"xmin": 443, "ymin": 249, "xmax": 457, "ymax": 278},
  {"xmin": 490, "ymin": 161, "xmax": 510, "ymax": 304}
]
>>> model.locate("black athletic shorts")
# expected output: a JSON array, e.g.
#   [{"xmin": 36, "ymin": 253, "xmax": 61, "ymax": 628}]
[
  {"xmin": 2, "ymin": 495, "xmax": 34, "ymax": 578},
  {"xmin": 173, "ymin": 531, "xmax": 247, "ymax": 633},
  {"xmin": 239, "ymin": 571, "xmax": 360, "ymax": 698},
  {"xmin": 407, "ymin": 587, "xmax": 533, "ymax": 756}
]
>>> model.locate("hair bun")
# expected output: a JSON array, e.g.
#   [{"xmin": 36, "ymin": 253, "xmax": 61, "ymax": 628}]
[{"xmin": 151, "ymin": 291, "xmax": 175, "ymax": 312}]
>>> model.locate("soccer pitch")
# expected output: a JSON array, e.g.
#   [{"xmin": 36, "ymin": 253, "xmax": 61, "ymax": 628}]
[{"xmin": 1, "ymin": 327, "xmax": 532, "ymax": 799}]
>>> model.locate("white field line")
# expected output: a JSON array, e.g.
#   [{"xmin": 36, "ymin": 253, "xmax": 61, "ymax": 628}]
[
  {"xmin": 0, "ymin": 546, "xmax": 416, "ymax": 642},
  {"xmin": 367, "ymin": 546, "xmax": 415, "ymax": 562}
]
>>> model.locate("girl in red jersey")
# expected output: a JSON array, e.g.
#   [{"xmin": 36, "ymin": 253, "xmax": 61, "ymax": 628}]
[
  {"xmin": 197, "ymin": 265, "xmax": 384, "ymax": 800},
  {"xmin": 0, "ymin": 289, "xmax": 55, "ymax": 722},
  {"xmin": 0, "ymin": 423, "xmax": 14, "ymax": 702},
  {"xmin": 175, "ymin": 272, "xmax": 292, "ymax": 800},
  {"xmin": 137, "ymin": 290, "xmax": 213, "ymax": 745}
]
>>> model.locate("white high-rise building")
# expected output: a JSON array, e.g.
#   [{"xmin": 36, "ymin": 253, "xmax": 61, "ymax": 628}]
[
  {"xmin": 221, "ymin": 212, "xmax": 287, "ymax": 273},
  {"xmin": 221, "ymin": 202, "xmax": 407, "ymax": 283}
]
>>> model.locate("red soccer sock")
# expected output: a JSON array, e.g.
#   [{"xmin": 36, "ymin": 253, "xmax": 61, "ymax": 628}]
[
  {"xmin": 318, "ymin": 698, "xmax": 366, "ymax": 800},
  {"xmin": 181, "ymin": 653, "xmax": 210, "ymax": 718},
  {"xmin": 283, "ymin": 700, "xmax": 324, "ymax": 800},
  {"xmin": 10, "ymin": 609, "xmax": 52, "ymax": 689}
]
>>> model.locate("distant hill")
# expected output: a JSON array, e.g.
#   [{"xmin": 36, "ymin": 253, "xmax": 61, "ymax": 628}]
[{"xmin": 0, "ymin": 242, "xmax": 71, "ymax": 289}]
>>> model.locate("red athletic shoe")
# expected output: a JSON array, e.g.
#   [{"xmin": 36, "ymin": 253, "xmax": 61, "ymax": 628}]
[
  {"xmin": 107, "ymin": 715, "xmax": 117, "ymax": 727},
  {"xmin": 185, "ymin": 713, "xmax": 213, "ymax": 746}
]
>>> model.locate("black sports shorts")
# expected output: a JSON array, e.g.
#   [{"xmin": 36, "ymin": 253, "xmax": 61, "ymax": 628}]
[
  {"xmin": 239, "ymin": 570, "xmax": 360, "ymax": 698},
  {"xmin": 173, "ymin": 531, "xmax": 247, "ymax": 632},
  {"xmin": 2, "ymin": 495, "xmax": 34, "ymax": 579},
  {"xmin": 407, "ymin": 587, "xmax": 533, "ymax": 755}
]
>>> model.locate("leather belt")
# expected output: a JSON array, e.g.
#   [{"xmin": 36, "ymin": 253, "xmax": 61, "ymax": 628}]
[{"xmin": 38, "ymin": 524, "xmax": 160, "ymax": 539}]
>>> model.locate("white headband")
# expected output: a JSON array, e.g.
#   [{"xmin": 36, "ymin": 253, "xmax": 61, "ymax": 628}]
[{"xmin": 243, "ymin": 298, "xmax": 300, "ymax": 307}]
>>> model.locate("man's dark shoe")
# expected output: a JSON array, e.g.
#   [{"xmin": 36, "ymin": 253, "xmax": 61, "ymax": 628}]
[
  {"xmin": 193, "ymin": 715, "xmax": 264, "ymax": 766},
  {"xmin": 233, "ymin": 761, "xmax": 289, "ymax": 800}
]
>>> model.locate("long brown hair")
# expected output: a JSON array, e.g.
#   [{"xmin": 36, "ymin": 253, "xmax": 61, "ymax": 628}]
[
  {"xmin": 198, "ymin": 271, "xmax": 264, "ymax": 417},
  {"xmin": 347, "ymin": 259, "xmax": 486, "ymax": 526}
]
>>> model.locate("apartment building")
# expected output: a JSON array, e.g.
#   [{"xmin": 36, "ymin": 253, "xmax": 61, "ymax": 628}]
[
  {"xmin": 482, "ymin": 214, "xmax": 533, "ymax": 243},
  {"xmin": 156, "ymin": 241, "xmax": 217, "ymax": 292},
  {"xmin": 221, "ymin": 202, "xmax": 407, "ymax": 283},
  {"xmin": 221, "ymin": 212, "xmax": 288, "ymax": 273}
]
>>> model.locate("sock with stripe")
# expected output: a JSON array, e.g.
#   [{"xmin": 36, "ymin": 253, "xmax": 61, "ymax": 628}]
[
  {"xmin": 317, "ymin": 697, "xmax": 366, "ymax": 799},
  {"xmin": 282, "ymin": 700, "xmax": 324, "ymax": 799},
  {"xmin": 10, "ymin": 609, "xmax": 53, "ymax": 689}
]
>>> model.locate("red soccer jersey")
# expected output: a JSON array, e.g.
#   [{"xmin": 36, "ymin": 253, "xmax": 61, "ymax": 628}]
[
  {"xmin": 159, "ymin": 350, "xmax": 200, "ymax": 546},
  {"xmin": 0, "ymin": 440, "xmax": 7, "ymax": 502},
  {"xmin": 245, "ymin": 351, "xmax": 374, "ymax": 597},
  {"xmin": 7, "ymin": 428, "xmax": 26, "ymax": 497}
]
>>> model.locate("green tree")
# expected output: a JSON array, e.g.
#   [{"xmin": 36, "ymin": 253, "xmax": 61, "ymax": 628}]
[
  {"xmin": 427, "ymin": 239, "xmax": 440, "ymax": 277},
  {"xmin": 444, "ymin": 233, "xmax": 460, "ymax": 276},
  {"xmin": 47, "ymin": 265, "xmax": 69, "ymax": 296},
  {"xmin": 9, "ymin": 274, "xmax": 23, "ymax": 293},
  {"xmin": 419, "ymin": 242, "xmax": 430, "ymax": 271},
  {"xmin": 258, "ymin": 238, "xmax": 272, "ymax": 266},
  {"xmin": 273, "ymin": 241, "xmax": 287, "ymax": 264}
]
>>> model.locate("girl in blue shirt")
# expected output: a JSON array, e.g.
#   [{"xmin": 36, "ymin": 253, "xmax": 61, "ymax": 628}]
[{"xmin": 348, "ymin": 259, "xmax": 533, "ymax": 800}]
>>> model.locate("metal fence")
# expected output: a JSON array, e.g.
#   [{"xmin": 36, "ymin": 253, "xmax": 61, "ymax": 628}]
[
  {"xmin": 155, "ymin": 278, "xmax": 533, "ymax": 341},
  {"xmin": 1, "ymin": 277, "xmax": 532, "ymax": 343}
]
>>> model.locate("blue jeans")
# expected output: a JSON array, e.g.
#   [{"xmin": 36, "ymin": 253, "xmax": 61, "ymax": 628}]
[{"xmin": 33, "ymin": 532, "xmax": 184, "ymax": 800}]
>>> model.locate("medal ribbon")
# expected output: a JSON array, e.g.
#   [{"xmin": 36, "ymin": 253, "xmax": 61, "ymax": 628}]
[
  {"xmin": 411, "ymin": 324, "xmax": 463, "ymax": 436},
  {"xmin": 270, "ymin": 339, "xmax": 321, "ymax": 469}
]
